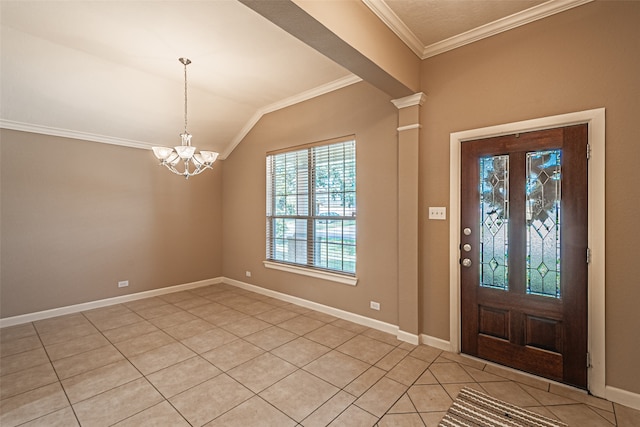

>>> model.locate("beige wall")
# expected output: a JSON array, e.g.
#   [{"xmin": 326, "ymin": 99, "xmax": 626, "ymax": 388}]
[
  {"xmin": 0, "ymin": 130, "xmax": 223, "ymax": 317},
  {"xmin": 222, "ymin": 82, "xmax": 400, "ymax": 324},
  {"xmin": 418, "ymin": 1, "xmax": 640, "ymax": 393}
]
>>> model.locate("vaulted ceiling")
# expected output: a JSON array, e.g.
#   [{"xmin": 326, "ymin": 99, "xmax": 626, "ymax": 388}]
[{"xmin": 0, "ymin": 0, "xmax": 590, "ymax": 158}]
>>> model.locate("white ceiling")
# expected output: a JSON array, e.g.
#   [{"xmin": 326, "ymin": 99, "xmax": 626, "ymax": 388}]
[{"xmin": 0, "ymin": 0, "xmax": 589, "ymax": 158}]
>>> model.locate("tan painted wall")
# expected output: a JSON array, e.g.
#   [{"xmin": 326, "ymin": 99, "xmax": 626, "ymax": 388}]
[
  {"xmin": 0, "ymin": 130, "xmax": 223, "ymax": 317},
  {"xmin": 222, "ymin": 82, "xmax": 400, "ymax": 323},
  {"xmin": 419, "ymin": 1, "xmax": 640, "ymax": 393}
]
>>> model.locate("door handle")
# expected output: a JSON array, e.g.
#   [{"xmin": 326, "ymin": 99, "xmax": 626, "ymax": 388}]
[{"xmin": 462, "ymin": 258, "xmax": 472, "ymax": 268}]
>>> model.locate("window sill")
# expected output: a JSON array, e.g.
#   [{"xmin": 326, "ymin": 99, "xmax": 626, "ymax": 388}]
[{"xmin": 263, "ymin": 261, "xmax": 358, "ymax": 286}]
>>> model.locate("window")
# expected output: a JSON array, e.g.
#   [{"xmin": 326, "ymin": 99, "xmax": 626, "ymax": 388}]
[{"xmin": 266, "ymin": 137, "xmax": 356, "ymax": 276}]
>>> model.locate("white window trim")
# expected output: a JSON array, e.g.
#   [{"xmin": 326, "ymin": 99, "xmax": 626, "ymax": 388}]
[{"xmin": 263, "ymin": 260, "xmax": 358, "ymax": 286}]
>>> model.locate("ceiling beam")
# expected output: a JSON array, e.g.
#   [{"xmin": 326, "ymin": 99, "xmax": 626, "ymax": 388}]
[{"xmin": 238, "ymin": 0, "xmax": 420, "ymax": 99}]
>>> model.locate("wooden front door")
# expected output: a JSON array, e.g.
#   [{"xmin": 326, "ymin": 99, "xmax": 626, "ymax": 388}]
[{"xmin": 460, "ymin": 125, "xmax": 588, "ymax": 389}]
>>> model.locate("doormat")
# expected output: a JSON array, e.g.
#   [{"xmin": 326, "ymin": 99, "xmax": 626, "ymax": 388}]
[{"xmin": 440, "ymin": 386, "xmax": 568, "ymax": 427}]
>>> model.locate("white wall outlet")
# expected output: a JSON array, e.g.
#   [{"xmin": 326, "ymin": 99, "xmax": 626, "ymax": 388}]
[
  {"xmin": 118, "ymin": 280, "xmax": 129, "ymax": 288},
  {"xmin": 428, "ymin": 206, "xmax": 447, "ymax": 220},
  {"xmin": 370, "ymin": 301, "xmax": 380, "ymax": 311},
  {"xmin": 245, "ymin": 271, "xmax": 252, "ymax": 277}
]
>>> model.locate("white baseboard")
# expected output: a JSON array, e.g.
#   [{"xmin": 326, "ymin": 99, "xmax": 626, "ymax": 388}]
[
  {"xmin": 606, "ymin": 385, "xmax": 640, "ymax": 411},
  {"xmin": 420, "ymin": 333, "xmax": 452, "ymax": 351},
  {"xmin": 223, "ymin": 277, "xmax": 417, "ymax": 344},
  {"xmin": 0, "ymin": 277, "xmax": 223, "ymax": 328}
]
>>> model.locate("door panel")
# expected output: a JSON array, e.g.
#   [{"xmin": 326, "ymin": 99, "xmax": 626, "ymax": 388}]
[{"xmin": 460, "ymin": 125, "xmax": 588, "ymax": 389}]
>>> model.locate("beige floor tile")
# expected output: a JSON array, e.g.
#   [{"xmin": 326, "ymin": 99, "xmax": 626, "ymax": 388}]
[
  {"xmin": 548, "ymin": 404, "xmax": 616, "ymax": 426},
  {"xmin": 343, "ymin": 366, "xmax": 386, "ymax": 397},
  {"xmin": 484, "ymin": 363, "xmax": 550, "ymax": 391},
  {"xmin": 135, "ymin": 303, "xmax": 183, "ymax": 320},
  {"xmin": 19, "ymin": 406, "xmax": 79, "ymax": 427},
  {"xmin": 328, "ymin": 405, "xmax": 378, "ymax": 427},
  {"xmin": 44, "ymin": 333, "xmax": 111, "ymax": 361},
  {"xmin": 441, "ymin": 382, "xmax": 485, "ymax": 399},
  {"xmin": 520, "ymin": 383, "xmax": 580, "ymax": 406},
  {"xmin": 220, "ymin": 316, "xmax": 271, "ymax": 337},
  {"xmin": 260, "ymin": 370, "xmax": 339, "ymax": 422},
  {"xmin": 174, "ymin": 296, "xmax": 212, "ymax": 311},
  {"xmin": 354, "ymin": 377, "xmax": 407, "ymax": 417},
  {"xmin": 244, "ymin": 325, "xmax": 297, "ymax": 351},
  {"xmin": 388, "ymin": 393, "xmax": 417, "ymax": 413},
  {"xmin": 113, "ymin": 330, "xmax": 175, "ymax": 358},
  {"xmin": 305, "ymin": 311, "xmax": 339, "ymax": 324},
  {"xmin": 302, "ymin": 390, "xmax": 356, "ymax": 427},
  {"xmin": 594, "ymin": 406, "xmax": 618, "ymax": 424},
  {"xmin": 415, "ymin": 369, "xmax": 438, "ymax": 385},
  {"xmin": 304, "ymin": 350, "xmax": 370, "ymax": 388},
  {"xmin": 428, "ymin": 362, "xmax": 475, "ymax": 384},
  {"xmin": 201, "ymin": 339, "xmax": 264, "ymax": 371},
  {"xmin": 549, "ymin": 383, "xmax": 614, "ymax": 412},
  {"xmin": 437, "ymin": 351, "xmax": 487, "ymax": 370},
  {"xmin": 385, "ymin": 355, "xmax": 430, "ymax": 386},
  {"xmin": 158, "ymin": 290, "xmax": 196, "ymax": 304},
  {"xmin": 0, "ymin": 323, "xmax": 37, "ymax": 343},
  {"xmin": 337, "ymin": 335, "xmax": 395, "ymax": 365},
  {"xmin": 38, "ymin": 322, "xmax": 99, "ymax": 346},
  {"xmin": 123, "ymin": 297, "xmax": 167, "ymax": 312},
  {"xmin": 52, "ymin": 344, "xmax": 124, "ymax": 380},
  {"xmin": 461, "ymin": 364, "xmax": 511, "ymax": 383},
  {"xmin": 254, "ymin": 307, "xmax": 301, "ymax": 324},
  {"xmin": 169, "ymin": 374, "xmax": 253, "ymax": 426},
  {"xmin": 128, "ymin": 341, "xmax": 196, "ymax": 375},
  {"xmin": 0, "ymin": 382, "xmax": 70, "ymax": 427},
  {"xmin": 304, "ymin": 323, "xmax": 357, "ymax": 348},
  {"xmin": 85, "ymin": 311, "xmax": 144, "ymax": 332},
  {"xmin": 112, "ymin": 401, "xmax": 190, "ymax": 427},
  {"xmin": 164, "ymin": 318, "xmax": 216, "ymax": 340},
  {"xmin": 73, "ymin": 378, "xmax": 163, "ymax": 427},
  {"xmin": 34, "ymin": 313, "xmax": 91, "ymax": 335},
  {"xmin": 148, "ymin": 310, "xmax": 198, "ymax": 329},
  {"xmin": 61, "ymin": 359, "xmax": 141, "ymax": 404},
  {"xmin": 234, "ymin": 300, "xmax": 276, "ymax": 316},
  {"xmin": 420, "ymin": 411, "xmax": 446, "ymax": 426},
  {"xmin": 479, "ymin": 381, "xmax": 541, "ymax": 407},
  {"xmin": 186, "ymin": 302, "xmax": 229, "ymax": 318},
  {"xmin": 408, "ymin": 345, "xmax": 442, "ymax": 363},
  {"xmin": 201, "ymin": 308, "xmax": 248, "ymax": 326},
  {"xmin": 147, "ymin": 356, "xmax": 221, "ymax": 398},
  {"xmin": 330, "ymin": 319, "xmax": 369, "ymax": 334},
  {"xmin": 271, "ymin": 336, "xmax": 330, "ymax": 367},
  {"xmin": 228, "ymin": 352, "xmax": 297, "ymax": 393},
  {"xmin": 180, "ymin": 327, "xmax": 238, "ymax": 354},
  {"xmin": 1, "ymin": 335, "xmax": 43, "ymax": 358},
  {"xmin": 204, "ymin": 395, "xmax": 296, "ymax": 427},
  {"xmin": 100, "ymin": 320, "xmax": 159, "ymax": 343},
  {"xmin": 0, "ymin": 347, "xmax": 49, "ymax": 376},
  {"xmin": 614, "ymin": 402, "xmax": 640, "ymax": 427},
  {"xmin": 407, "ymin": 384, "xmax": 453, "ymax": 412},
  {"xmin": 276, "ymin": 315, "xmax": 326, "ymax": 335},
  {"xmin": 378, "ymin": 413, "xmax": 425, "ymax": 427},
  {"xmin": 0, "ymin": 362, "xmax": 58, "ymax": 400},
  {"xmin": 376, "ymin": 347, "xmax": 410, "ymax": 371},
  {"xmin": 361, "ymin": 328, "xmax": 401, "ymax": 346}
]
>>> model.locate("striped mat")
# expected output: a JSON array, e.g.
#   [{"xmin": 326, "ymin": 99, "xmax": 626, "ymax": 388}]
[{"xmin": 440, "ymin": 387, "xmax": 568, "ymax": 427}]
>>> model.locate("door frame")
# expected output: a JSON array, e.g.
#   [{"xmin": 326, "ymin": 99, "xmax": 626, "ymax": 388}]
[{"xmin": 448, "ymin": 108, "xmax": 605, "ymax": 397}]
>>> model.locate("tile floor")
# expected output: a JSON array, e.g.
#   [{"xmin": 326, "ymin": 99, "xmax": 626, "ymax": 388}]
[{"xmin": 1, "ymin": 283, "xmax": 639, "ymax": 426}]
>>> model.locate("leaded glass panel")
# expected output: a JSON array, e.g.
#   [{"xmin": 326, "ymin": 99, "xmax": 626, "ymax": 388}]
[
  {"xmin": 479, "ymin": 155, "xmax": 509, "ymax": 290},
  {"xmin": 526, "ymin": 149, "xmax": 561, "ymax": 298}
]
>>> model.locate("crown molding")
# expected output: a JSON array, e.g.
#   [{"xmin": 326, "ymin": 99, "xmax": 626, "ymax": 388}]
[
  {"xmin": 362, "ymin": 0, "xmax": 594, "ymax": 60},
  {"xmin": 361, "ymin": 0, "xmax": 424, "ymax": 58},
  {"xmin": 0, "ymin": 119, "xmax": 152, "ymax": 150},
  {"xmin": 221, "ymin": 74, "xmax": 362, "ymax": 159},
  {"xmin": 391, "ymin": 92, "xmax": 426, "ymax": 109}
]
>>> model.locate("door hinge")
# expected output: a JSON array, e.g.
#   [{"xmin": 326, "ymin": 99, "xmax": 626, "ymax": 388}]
[
  {"xmin": 586, "ymin": 143, "xmax": 591, "ymax": 159},
  {"xmin": 587, "ymin": 352, "xmax": 592, "ymax": 368},
  {"xmin": 587, "ymin": 247, "xmax": 592, "ymax": 264}
]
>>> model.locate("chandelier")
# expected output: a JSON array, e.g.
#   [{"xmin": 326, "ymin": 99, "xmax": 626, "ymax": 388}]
[{"xmin": 152, "ymin": 57, "xmax": 219, "ymax": 178}]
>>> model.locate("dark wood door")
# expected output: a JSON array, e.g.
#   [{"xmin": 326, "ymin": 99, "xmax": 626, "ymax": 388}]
[{"xmin": 460, "ymin": 125, "xmax": 588, "ymax": 389}]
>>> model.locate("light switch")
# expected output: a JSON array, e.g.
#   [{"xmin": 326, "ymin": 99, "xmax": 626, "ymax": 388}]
[{"xmin": 428, "ymin": 207, "xmax": 446, "ymax": 220}]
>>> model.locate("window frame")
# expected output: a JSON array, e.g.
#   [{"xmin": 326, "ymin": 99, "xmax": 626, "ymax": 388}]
[{"xmin": 265, "ymin": 136, "xmax": 357, "ymax": 284}]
